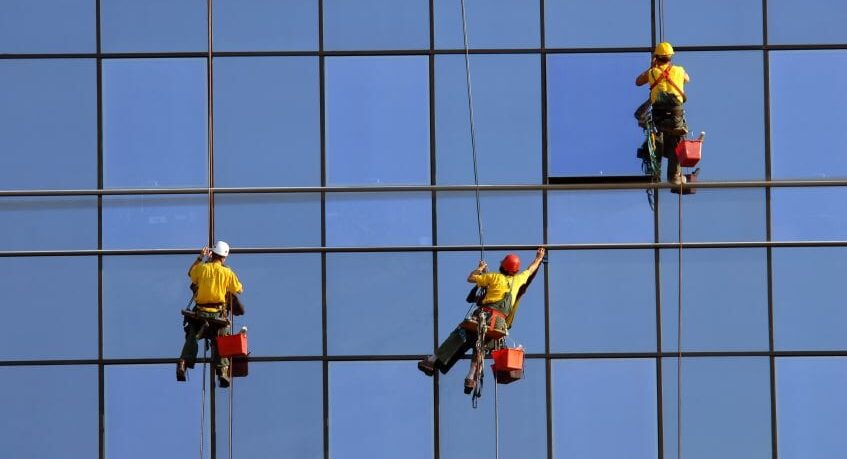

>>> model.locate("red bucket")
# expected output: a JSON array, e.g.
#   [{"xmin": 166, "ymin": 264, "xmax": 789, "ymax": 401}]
[
  {"xmin": 675, "ymin": 139, "xmax": 702, "ymax": 167},
  {"xmin": 216, "ymin": 333, "xmax": 248, "ymax": 358},
  {"xmin": 491, "ymin": 347, "xmax": 524, "ymax": 372}
]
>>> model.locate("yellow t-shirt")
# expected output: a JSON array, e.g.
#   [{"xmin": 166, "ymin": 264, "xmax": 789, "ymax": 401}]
[
  {"xmin": 470, "ymin": 270, "xmax": 534, "ymax": 327},
  {"xmin": 189, "ymin": 261, "xmax": 243, "ymax": 305},
  {"xmin": 648, "ymin": 64, "xmax": 687, "ymax": 104}
]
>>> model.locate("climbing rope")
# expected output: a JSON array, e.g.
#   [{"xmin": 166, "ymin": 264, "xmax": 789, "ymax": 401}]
[
  {"xmin": 199, "ymin": 345, "xmax": 208, "ymax": 459},
  {"xmin": 677, "ymin": 178, "xmax": 684, "ymax": 459}
]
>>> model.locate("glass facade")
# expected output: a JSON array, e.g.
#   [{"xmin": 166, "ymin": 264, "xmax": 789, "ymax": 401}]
[{"xmin": 1, "ymin": 1, "xmax": 845, "ymax": 458}]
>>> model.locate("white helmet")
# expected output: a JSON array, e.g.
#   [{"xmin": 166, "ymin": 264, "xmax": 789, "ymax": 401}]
[{"xmin": 211, "ymin": 241, "xmax": 230, "ymax": 257}]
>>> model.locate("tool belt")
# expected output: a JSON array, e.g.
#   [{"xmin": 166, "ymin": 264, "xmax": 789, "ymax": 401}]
[{"xmin": 196, "ymin": 303, "xmax": 225, "ymax": 313}]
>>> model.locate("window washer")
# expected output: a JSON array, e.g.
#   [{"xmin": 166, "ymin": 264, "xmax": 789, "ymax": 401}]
[
  {"xmin": 635, "ymin": 42, "xmax": 690, "ymax": 185},
  {"xmin": 176, "ymin": 241, "xmax": 243, "ymax": 388},
  {"xmin": 417, "ymin": 248, "xmax": 545, "ymax": 394}
]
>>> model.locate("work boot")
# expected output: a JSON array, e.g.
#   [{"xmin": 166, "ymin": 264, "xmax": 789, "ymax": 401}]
[
  {"xmin": 218, "ymin": 366, "xmax": 231, "ymax": 388},
  {"xmin": 176, "ymin": 360, "xmax": 187, "ymax": 382},
  {"xmin": 670, "ymin": 174, "xmax": 687, "ymax": 186},
  {"xmin": 417, "ymin": 358, "xmax": 435, "ymax": 377},
  {"xmin": 464, "ymin": 378, "xmax": 475, "ymax": 395}
]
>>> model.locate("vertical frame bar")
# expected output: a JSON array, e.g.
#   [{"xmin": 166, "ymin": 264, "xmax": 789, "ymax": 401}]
[
  {"xmin": 96, "ymin": 1, "xmax": 105, "ymax": 458},
  {"xmin": 428, "ymin": 1, "xmax": 440, "ymax": 458},
  {"xmin": 318, "ymin": 2, "xmax": 330, "ymax": 459}
]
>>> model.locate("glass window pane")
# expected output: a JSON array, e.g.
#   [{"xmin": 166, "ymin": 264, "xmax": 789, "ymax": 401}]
[
  {"xmin": 439, "ymin": 359, "xmax": 547, "ymax": 458},
  {"xmin": 1, "ymin": 366, "xmax": 98, "ymax": 458},
  {"xmin": 323, "ymin": 0, "xmax": 428, "ymax": 51},
  {"xmin": 770, "ymin": 51, "xmax": 847, "ymax": 179},
  {"xmin": 0, "ymin": 257, "xmax": 97, "ymax": 360},
  {"xmin": 552, "ymin": 359, "xmax": 657, "ymax": 459},
  {"xmin": 327, "ymin": 253, "xmax": 432, "ymax": 355},
  {"xmin": 215, "ymin": 57, "xmax": 320, "ymax": 187},
  {"xmin": 1, "ymin": 60, "xmax": 96, "ymax": 190},
  {"xmin": 664, "ymin": 0, "xmax": 762, "ymax": 46},
  {"xmin": 676, "ymin": 51, "xmax": 765, "ymax": 180},
  {"xmin": 214, "ymin": 193, "xmax": 321, "ymax": 247},
  {"xmin": 662, "ymin": 357, "xmax": 772, "ymax": 459},
  {"xmin": 0, "ymin": 0, "xmax": 95, "ymax": 53},
  {"xmin": 547, "ymin": 53, "xmax": 648, "ymax": 177},
  {"xmin": 101, "ymin": 0, "xmax": 206, "ymax": 52},
  {"xmin": 103, "ymin": 59, "xmax": 208, "ymax": 188},
  {"xmin": 659, "ymin": 189, "xmax": 767, "ymax": 243},
  {"xmin": 437, "ymin": 251, "xmax": 546, "ymax": 353},
  {"xmin": 776, "ymin": 357, "xmax": 847, "ymax": 459},
  {"xmin": 102, "ymin": 195, "xmax": 207, "ymax": 250},
  {"xmin": 661, "ymin": 249, "xmax": 769, "ymax": 352},
  {"xmin": 0, "ymin": 197, "xmax": 98, "ymax": 251},
  {"xmin": 216, "ymin": 362, "xmax": 323, "ymax": 457},
  {"xmin": 544, "ymin": 0, "xmax": 650, "ymax": 48},
  {"xmin": 106, "ymin": 364, "xmax": 206, "ymax": 458},
  {"xmin": 434, "ymin": 0, "xmax": 540, "ymax": 49},
  {"xmin": 771, "ymin": 188, "xmax": 847, "ymax": 241},
  {"xmin": 326, "ymin": 56, "xmax": 430, "ymax": 185},
  {"xmin": 548, "ymin": 191, "xmax": 653, "ymax": 243},
  {"xmin": 226, "ymin": 254, "xmax": 322, "ymax": 356},
  {"xmin": 436, "ymin": 54, "xmax": 541, "ymax": 184},
  {"xmin": 326, "ymin": 193, "xmax": 431, "ymax": 247},
  {"xmin": 103, "ymin": 255, "xmax": 198, "ymax": 358},
  {"xmin": 773, "ymin": 248, "xmax": 847, "ymax": 351},
  {"xmin": 550, "ymin": 250, "xmax": 655, "ymax": 353},
  {"xmin": 214, "ymin": 0, "xmax": 318, "ymax": 51},
  {"xmin": 329, "ymin": 362, "xmax": 433, "ymax": 459},
  {"xmin": 768, "ymin": 0, "xmax": 847, "ymax": 44},
  {"xmin": 436, "ymin": 192, "xmax": 542, "ymax": 246}
]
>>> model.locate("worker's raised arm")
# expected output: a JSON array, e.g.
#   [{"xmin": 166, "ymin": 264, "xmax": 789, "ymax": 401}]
[
  {"xmin": 635, "ymin": 70, "xmax": 650, "ymax": 86},
  {"xmin": 526, "ymin": 247, "xmax": 546, "ymax": 276},
  {"xmin": 467, "ymin": 260, "xmax": 488, "ymax": 283},
  {"xmin": 188, "ymin": 247, "xmax": 210, "ymax": 277}
]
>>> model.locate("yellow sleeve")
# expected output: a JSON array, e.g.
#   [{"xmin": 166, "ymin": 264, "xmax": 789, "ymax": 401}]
[
  {"xmin": 474, "ymin": 273, "xmax": 496, "ymax": 287},
  {"xmin": 189, "ymin": 264, "xmax": 201, "ymax": 283},
  {"xmin": 228, "ymin": 271, "xmax": 243, "ymax": 294}
]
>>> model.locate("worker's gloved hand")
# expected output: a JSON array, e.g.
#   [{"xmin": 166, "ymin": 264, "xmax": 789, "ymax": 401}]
[
  {"xmin": 200, "ymin": 247, "xmax": 211, "ymax": 259},
  {"xmin": 536, "ymin": 247, "xmax": 546, "ymax": 259},
  {"xmin": 477, "ymin": 260, "xmax": 488, "ymax": 272}
]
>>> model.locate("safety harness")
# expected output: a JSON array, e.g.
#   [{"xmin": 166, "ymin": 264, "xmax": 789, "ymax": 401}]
[{"xmin": 649, "ymin": 64, "xmax": 686, "ymax": 102}]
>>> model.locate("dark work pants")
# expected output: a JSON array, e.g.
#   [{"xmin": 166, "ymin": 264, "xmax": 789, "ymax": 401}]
[
  {"xmin": 434, "ymin": 307, "xmax": 508, "ymax": 374},
  {"xmin": 652, "ymin": 95, "xmax": 687, "ymax": 181},
  {"xmin": 179, "ymin": 310, "xmax": 229, "ymax": 369}
]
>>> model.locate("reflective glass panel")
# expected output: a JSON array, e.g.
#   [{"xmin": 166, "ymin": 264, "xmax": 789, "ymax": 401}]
[
  {"xmin": 327, "ymin": 253, "xmax": 433, "ymax": 355},
  {"xmin": 552, "ymin": 359, "xmax": 657, "ymax": 459},
  {"xmin": 0, "ymin": 257, "xmax": 97, "ymax": 360},
  {"xmin": 773, "ymin": 248, "xmax": 847, "ymax": 351},
  {"xmin": 661, "ymin": 249, "xmax": 769, "ymax": 352},
  {"xmin": 544, "ymin": 0, "xmax": 650, "ymax": 47},
  {"xmin": 214, "ymin": 57, "xmax": 320, "ymax": 187},
  {"xmin": 0, "ymin": 197, "xmax": 97, "ymax": 251},
  {"xmin": 0, "ymin": 0, "xmax": 95, "ymax": 53},
  {"xmin": 325, "ymin": 56, "xmax": 430, "ymax": 185},
  {"xmin": 215, "ymin": 362, "xmax": 323, "ymax": 457},
  {"xmin": 675, "ymin": 51, "xmax": 765, "ymax": 180},
  {"xmin": 323, "ymin": 0, "xmax": 428, "ymax": 51},
  {"xmin": 776, "ymin": 357, "xmax": 847, "ymax": 459},
  {"xmin": 101, "ymin": 0, "xmax": 206, "ymax": 52},
  {"xmin": 437, "ymin": 251, "xmax": 545, "ymax": 353},
  {"xmin": 547, "ymin": 53, "xmax": 648, "ymax": 177},
  {"xmin": 548, "ymin": 191, "xmax": 653, "ymax": 243},
  {"xmin": 440, "ymin": 359, "xmax": 547, "ymax": 458},
  {"xmin": 103, "ymin": 255, "xmax": 197, "ymax": 358},
  {"xmin": 0, "ymin": 60, "xmax": 96, "ymax": 190},
  {"xmin": 436, "ymin": 192, "xmax": 542, "ymax": 246},
  {"xmin": 105, "ymin": 364, "xmax": 206, "ymax": 458},
  {"xmin": 214, "ymin": 0, "xmax": 318, "ymax": 51},
  {"xmin": 214, "ymin": 193, "xmax": 321, "ymax": 248},
  {"xmin": 1, "ymin": 366, "xmax": 98, "ymax": 458},
  {"xmin": 662, "ymin": 357, "xmax": 772, "ymax": 459},
  {"xmin": 663, "ymin": 0, "xmax": 762, "ymax": 46},
  {"xmin": 549, "ymin": 250, "xmax": 656, "ymax": 353},
  {"xmin": 329, "ymin": 361, "xmax": 433, "ymax": 459},
  {"xmin": 771, "ymin": 188, "xmax": 847, "ymax": 241},
  {"xmin": 325, "ymin": 193, "xmax": 431, "ymax": 247},
  {"xmin": 103, "ymin": 59, "xmax": 207, "ymax": 188},
  {"xmin": 770, "ymin": 51, "xmax": 847, "ymax": 179},
  {"xmin": 102, "ymin": 195, "xmax": 207, "ymax": 250},
  {"xmin": 659, "ymin": 189, "xmax": 766, "ymax": 243},
  {"xmin": 436, "ymin": 54, "xmax": 541, "ymax": 184},
  {"xmin": 434, "ymin": 0, "xmax": 540, "ymax": 49},
  {"xmin": 225, "ymin": 254, "xmax": 322, "ymax": 356},
  {"xmin": 768, "ymin": 0, "xmax": 847, "ymax": 44}
]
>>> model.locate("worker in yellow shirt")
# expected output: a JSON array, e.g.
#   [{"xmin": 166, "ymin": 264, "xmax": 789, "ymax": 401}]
[
  {"xmin": 176, "ymin": 241, "xmax": 243, "ymax": 387},
  {"xmin": 418, "ymin": 248, "xmax": 545, "ymax": 394},
  {"xmin": 636, "ymin": 42, "xmax": 691, "ymax": 185}
]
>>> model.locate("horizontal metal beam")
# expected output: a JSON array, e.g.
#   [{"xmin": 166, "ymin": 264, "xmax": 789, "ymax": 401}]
[{"xmin": 2, "ymin": 179, "xmax": 847, "ymax": 198}]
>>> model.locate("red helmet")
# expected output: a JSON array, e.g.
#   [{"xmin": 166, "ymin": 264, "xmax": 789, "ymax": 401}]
[{"xmin": 500, "ymin": 254, "xmax": 521, "ymax": 275}]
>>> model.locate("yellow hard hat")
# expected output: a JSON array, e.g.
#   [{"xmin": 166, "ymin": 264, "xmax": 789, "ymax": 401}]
[{"xmin": 654, "ymin": 42, "xmax": 674, "ymax": 56}]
